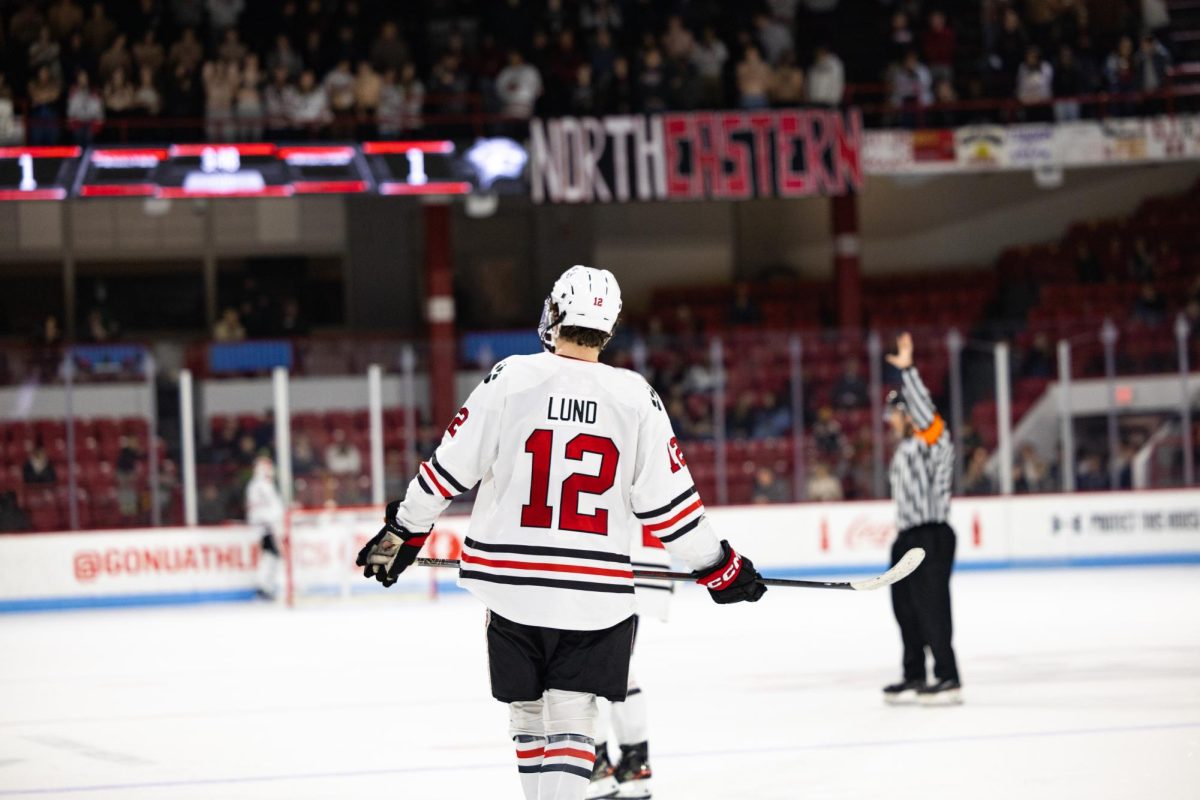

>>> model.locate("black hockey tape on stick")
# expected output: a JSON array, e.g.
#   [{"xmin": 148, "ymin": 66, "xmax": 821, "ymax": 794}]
[{"xmin": 415, "ymin": 547, "xmax": 925, "ymax": 592}]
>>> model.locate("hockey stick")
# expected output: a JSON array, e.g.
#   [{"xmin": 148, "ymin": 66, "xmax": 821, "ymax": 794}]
[{"xmin": 415, "ymin": 547, "xmax": 925, "ymax": 592}]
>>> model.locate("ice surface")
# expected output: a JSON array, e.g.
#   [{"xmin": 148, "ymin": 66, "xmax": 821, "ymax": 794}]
[{"xmin": 2, "ymin": 567, "xmax": 1199, "ymax": 799}]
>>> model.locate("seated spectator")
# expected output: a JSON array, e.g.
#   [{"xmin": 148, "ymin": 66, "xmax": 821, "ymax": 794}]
[
  {"xmin": 806, "ymin": 44, "xmax": 845, "ymax": 107},
  {"xmin": 279, "ymin": 297, "xmax": 308, "ymax": 336},
  {"xmin": 23, "ymin": 447, "xmax": 57, "ymax": 484},
  {"xmin": 1127, "ymin": 236, "xmax": 1156, "ymax": 282},
  {"xmin": 292, "ymin": 432, "xmax": 319, "ymax": 476},
  {"xmin": 662, "ymin": 15, "xmax": 695, "ymax": 61},
  {"xmin": 754, "ymin": 392, "xmax": 791, "ymax": 438},
  {"xmin": 376, "ymin": 69, "xmax": 404, "ymax": 137},
  {"xmin": 806, "ymin": 462, "xmax": 843, "ymax": 501},
  {"xmin": 927, "ymin": 77, "xmax": 960, "ymax": 128},
  {"xmin": 103, "ymin": 66, "xmax": 137, "ymax": 124},
  {"xmin": 133, "ymin": 65, "xmax": 161, "ymax": 118},
  {"xmin": 197, "ymin": 483, "xmax": 227, "ymax": 525},
  {"xmin": 265, "ymin": 33, "xmax": 302, "ymax": 80},
  {"xmin": 813, "ymin": 406, "xmax": 846, "ymax": 457},
  {"xmin": 1075, "ymin": 241, "xmax": 1102, "ymax": 283},
  {"xmin": 0, "ymin": 491, "xmax": 31, "ymax": 532},
  {"xmin": 264, "ymin": 66, "xmax": 296, "ymax": 139},
  {"xmin": 1105, "ymin": 35, "xmax": 1137, "ymax": 115},
  {"xmin": 605, "ymin": 56, "xmax": 635, "ymax": 114},
  {"xmin": 754, "ymin": 13, "xmax": 793, "ymax": 65},
  {"xmin": 889, "ymin": 50, "xmax": 932, "ymax": 126},
  {"xmin": 169, "ymin": 27, "xmax": 205, "ymax": 76},
  {"xmin": 99, "ymin": 33, "xmax": 132, "ymax": 83},
  {"xmin": 218, "ymin": 28, "xmax": 247, "ymax": 66},
  {"xmin": 67, "ymin": 69, "xmax": 104, "ymax": 145},
  {"xmin": 567, "ymin": 63, "xmax": 599, "ymax": 115},
  {"xmin": 921, "ymin": 11, "xmax": 956, "ymax": 83},
  {"xmin": 1022, "ymin": 332, "xmax": 1055, "ymax": 378},
  {"xmin": 0, "ymin": 76, "xmax": 15, "ymax": 143},
  {"xmin": 1132, "ymin": 282, "xmax": 1166, "ymax": 325},
  {"xmin": 832, "ymin": 359, "xmax": 868, "ymax": 409},
  {"xmin": 1075, "ymin": 452, "xmax": 1109, "ymax": 491},
  {"xmin": 962, "ymin": 447, "xmax": 994, "ymax": 495},
  {"xmin": 1016, "ymin": 442, "xmax": 1051, "ymax": 493},
  {"xmin": 324, "ymin": 58, "xmax": 356, "ymax": 119},
  {"xmin": 82, "ymin": 2, "xmax": 116, "ymax": 55},
  {"xmin": 691, "ymin": 26, "xmax": 728, "ymax": 107},
  {"xmin": 354, "ymin": 61, "xmax": 382, "ymax": 124},
  {"xmin": 48, "ymin": 0, "xmax": 84, "ymax": 41},
  {"xmin": 1134, "ymin": 33, "xmax": 1170, "ymax": 108},
  {"xmin": 290, "ymin": 69, "xmax": 331, "ymax": 132},
  {"xmin": 495, "ymin": 50, "xmax": 543, "ymax": 119},
  {"xmin": 887, "ymin": 10, "xmax": 916, "ymax": 65},
  {"xmin": 1052, "ymin": 44, "xmax": 1088, "ymax": 122},
  {"xmin": 370, "ymin": 21, "xmax": 409, "ymax": 75},
  {"xmin": 752, "ymin": 465, "xmax": 789, "ymax": 503},
  {"xmin": 1015, "ymin": 45, "xmax": 1053, "ymax": 119},
  {"xmin": 234, "ymin": 55, "xmax": 262, "ymax": 140},
  {"xmin": 736, "ymin": 45, "xmax": 772, "ymax": 109},
  {"xmin": 728, "ymin": 391, "xmax": 760, "ymax": 439},
  {"xmin": 115, "ymin": 435, "xmax": 142, "ymax": 517},
  {"xmin": 133, "ymin": 30, "xmax": 165, "ymax": 76},
  {"xmin": 325, "ymin": 429, "xmax": 362, "ymax": 475},
  {"xmin": 29, "ymin": 26, "xmax": 63, "ymax": 82},
  {"xmin": 27, "ymin": 65, "xmax": 64, "ymax": 145},
  {"xmin": 728, "ymin": 283, "xmax": 763, "ymax": 326},
  {"xmin": 213, "ymin": 307, "xmax": 246, "ymax": 341},
  {"xmin": 769, "ymin": 49, "xmax": 804, "ymax": 106},
  {"xmin": 395, "ymin": 62, "xmax": 424, "ymax": 131},
  {"xmin": 637, "ymin": 47, "xmax": 670, "ymax": 112}
]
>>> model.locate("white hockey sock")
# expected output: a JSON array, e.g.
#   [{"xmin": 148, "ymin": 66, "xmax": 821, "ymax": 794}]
[
  {"xmin": 612, "ymin": 675, "xmax": 648, "ymax": 745},
  {"xmin": 539, "ymin": 734, "xmax": 595, "ymax": 800},
  {"xmin": 594, "ymin": 696, "xmax": 612, "ymax": 759},
  {"xmin": 513, "ymin": 734, "xmax": 546, "ymax": 800}
]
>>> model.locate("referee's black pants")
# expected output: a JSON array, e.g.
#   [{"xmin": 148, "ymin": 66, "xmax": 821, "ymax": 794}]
[{"xmin": 891, "ymin": 521, "xmax": 959, "ymax": 683}]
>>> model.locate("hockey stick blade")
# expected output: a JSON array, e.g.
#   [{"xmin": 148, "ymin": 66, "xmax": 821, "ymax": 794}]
[{"xmin": 415, "ymin": 548, "xmax": 926, "ymax": 592}]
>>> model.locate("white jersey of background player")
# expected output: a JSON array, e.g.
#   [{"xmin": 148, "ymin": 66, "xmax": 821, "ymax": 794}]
[
  {"xmin": 245, "ymin": 455, "xmax": 284, "ymax": 600},
  {"xmin": 589, "ymin": 530, "xmax": 671, "ymax": 799},
  {"xmin": 357, "ymin": 266, "xmax": 767, "ymax": 800}
]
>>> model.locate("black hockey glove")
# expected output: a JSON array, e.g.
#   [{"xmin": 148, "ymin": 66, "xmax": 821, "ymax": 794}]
[
  {"xmin": 355, "ymin": 501, "xmax": 430, "ymax": 588},
  {"xmin": 694, "ymin": 540, "xmax": 767, "ymax": 604}
]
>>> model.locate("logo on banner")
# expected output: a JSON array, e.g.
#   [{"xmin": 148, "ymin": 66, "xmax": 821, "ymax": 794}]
[
  {"xmin": 956, "ymin": 126, "xmax": 1007, "ymax": 166},
  {"xmin": 844, "ymin": 515, "xmax": 895, "ymax": 550}
]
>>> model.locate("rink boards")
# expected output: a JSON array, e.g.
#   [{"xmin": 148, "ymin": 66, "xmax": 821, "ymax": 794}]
[{"xmin": 1, "ymin": 489, "xmax": 1198, "ymax": 612}]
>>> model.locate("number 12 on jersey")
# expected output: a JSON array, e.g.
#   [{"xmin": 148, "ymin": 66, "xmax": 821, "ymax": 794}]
[{"xmin": 521, "ymin": 429, "xmax": 619, "ymax": 535}]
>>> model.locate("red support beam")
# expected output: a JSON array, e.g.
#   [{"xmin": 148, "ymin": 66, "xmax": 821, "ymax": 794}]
[
  {"xmin": 831, "ymin": 191, "xmax": 862, "ymax": 330},
  {"xmin": 424, "ymin": 202, "xmax": 458, "ymax": 427}
]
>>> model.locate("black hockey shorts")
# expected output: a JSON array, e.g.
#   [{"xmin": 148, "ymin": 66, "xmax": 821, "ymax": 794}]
[{"xmin": 486, "ymin": 611, "xmax": 637, "ymax": 703}]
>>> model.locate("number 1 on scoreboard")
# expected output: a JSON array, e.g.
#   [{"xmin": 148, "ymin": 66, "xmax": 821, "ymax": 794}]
[{"xmin": 18, "ymin": 154, "xmax": 36, "ymax": 191}]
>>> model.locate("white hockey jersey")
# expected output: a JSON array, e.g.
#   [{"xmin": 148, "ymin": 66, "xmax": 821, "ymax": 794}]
[
  {"xmin": 245, "ymin": 474, "xmax": 284, "ymax": 534},
  {"xmin": 394, "ymin": 352, "xmax": 722, "ymax": 631}
]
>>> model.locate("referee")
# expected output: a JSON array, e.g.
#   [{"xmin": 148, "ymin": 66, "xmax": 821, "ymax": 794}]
[{"xmin": 881, "ymin": 332, "xmax": 962, "ymax": 705}]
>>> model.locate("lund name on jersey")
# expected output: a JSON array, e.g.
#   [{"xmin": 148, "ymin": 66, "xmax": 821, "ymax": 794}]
[{"xmin": 547, "ymin": 395, "xmax": 599, "ymax": 425}]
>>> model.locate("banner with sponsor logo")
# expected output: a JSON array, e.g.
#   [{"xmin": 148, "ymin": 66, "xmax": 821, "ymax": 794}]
[
  {"xmin": 529, "ymin": 108, "xmax": 864, "ymax": 203},
  {"xmin": 0, "ymin": 526, "xmax": 262, "ymax": 610},
  {"xmin": 862, "ymin": 114, "xmax": 1200, "ymax": 175},
  {"xmin": 2, "ymin": 491, "xmax": 1197, "ymax": 611}
]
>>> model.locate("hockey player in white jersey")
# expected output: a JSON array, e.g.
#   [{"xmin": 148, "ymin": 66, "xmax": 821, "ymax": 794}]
[
  {"xmin": 357, "ymin": 265, "xmax": 767, "ymax": 800},
  {"xmin": 588, "ymin": 529, "xmax": 672, "ymax": 799},
  {"xmin": 245, "ymin": 455, "xmax": 284, "ymax": 600}
]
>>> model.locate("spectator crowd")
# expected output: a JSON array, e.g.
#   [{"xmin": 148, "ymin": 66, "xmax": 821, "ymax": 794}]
[{"xmin": 0, "ymin": 0, "xmax": 1180, "ymax": 146}]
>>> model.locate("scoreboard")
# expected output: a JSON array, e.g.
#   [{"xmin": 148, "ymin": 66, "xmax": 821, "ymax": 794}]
[
  {"xmin": 0, "ymin": 146, "xmax": 83, "ymax": 200},
  {"xmin": 0, "ymin": 139, "xmax": 527, "ymax": 200}
]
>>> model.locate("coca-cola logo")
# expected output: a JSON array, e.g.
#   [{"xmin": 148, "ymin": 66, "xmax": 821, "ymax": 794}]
[{"xmin": 843, "ymin": 515, "xmax": 896, "ymax": 550}]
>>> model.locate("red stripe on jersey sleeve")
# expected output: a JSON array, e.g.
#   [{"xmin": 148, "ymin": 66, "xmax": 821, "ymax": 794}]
[
  {"xmin": 461, "ymin": 552, "xmax": 633, "ymax": 579},
  {"xmin": 421, "ymin": 463, "xmax": 452, "ymax": 498},
  {"xmin": 642, "ymin": 498, "xmax": 704, "ymax": 533}
]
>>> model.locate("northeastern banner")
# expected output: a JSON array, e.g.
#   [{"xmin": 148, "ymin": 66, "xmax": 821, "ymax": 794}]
[{"xmin": 529, "ymin": 108, "xmax": 864, "ymax": 204}]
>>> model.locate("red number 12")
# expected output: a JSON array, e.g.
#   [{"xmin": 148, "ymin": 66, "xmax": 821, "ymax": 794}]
[{"xmin": 521, "ymin": 429, "xmax": 619, "ymax": 535}]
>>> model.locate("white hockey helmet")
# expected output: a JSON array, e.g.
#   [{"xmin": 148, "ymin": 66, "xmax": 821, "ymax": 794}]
[{"xmin": 538, "ymin": 265, "xmax": 622, "ymax": 352}]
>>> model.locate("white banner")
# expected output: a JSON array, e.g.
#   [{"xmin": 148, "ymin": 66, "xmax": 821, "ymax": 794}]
[
  {"xmin": 3, "ymin": 491, "xmax": 1198, "ymax": 611},
  {"xmin": 863, "ymin": 114, "xmax": 1200, "ymax": 175}
]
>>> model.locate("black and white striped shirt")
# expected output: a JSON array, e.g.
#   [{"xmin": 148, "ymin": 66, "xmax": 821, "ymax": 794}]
[{"xmin": 889, "ymin": 366, "xmax": 954, "ymax": 531}]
